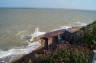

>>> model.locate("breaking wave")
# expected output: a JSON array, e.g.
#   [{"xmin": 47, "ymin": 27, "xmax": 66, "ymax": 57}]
[
  {"xmin": 0, "ymin": 27, "xmax": 44, "ymax": 63},
  {"xmin": 0, "ymin": 41, "xmax": 41, "ymax": 63},
  {"xmin": 71, "ymin": 21, "xmax": 87, "ymax": 26},
  {"xmin": 52, "ymin": 21, "xmax": 87, "ymax": 31}
]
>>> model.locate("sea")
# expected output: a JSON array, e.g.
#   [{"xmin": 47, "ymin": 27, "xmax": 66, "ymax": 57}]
[{"xmin": 0, "ymin": 8, "xmax": 96, "ymax": 62}]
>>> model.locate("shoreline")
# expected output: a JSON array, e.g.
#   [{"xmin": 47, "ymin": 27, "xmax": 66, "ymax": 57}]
[{"xmin": 7, "ymin": 26, "xmax": 81, "ymax": 63}]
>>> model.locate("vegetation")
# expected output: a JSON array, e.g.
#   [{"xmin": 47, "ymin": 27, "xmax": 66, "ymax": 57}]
[
  {"xmin": 39, "ymin": 21, "xmax": 96, "ymax": 63},
  {"xmin": 39, "ymin": 44, "xmax": 92, "ymax": 63},
  {"xmin": 70, "ymin": 21, "xmax": 96, "ymax": 46}
]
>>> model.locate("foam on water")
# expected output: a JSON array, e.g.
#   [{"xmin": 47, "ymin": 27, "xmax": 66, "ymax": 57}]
[
  {"xmin": 0, "ymin": 27, "xmax": 44, "ymax": 62},
  {"xmin": 52, "ymin": 22, "xmax": 87, "ymax": 31},
  {"xmin": 0, "ymin": 22, "xmax": 87, "ymax": 62},
  {"xmin": 16, "ymin": 30, "xmax": 29, "ymax": 39},
  {"xmin": 0, "ymin": 41, "xmax": 41, "ymax": 62},
  {"xmin": 52, "ymin": 26, "xmax": 71, "ymax": 31},
  {"xmin": 71, "ymin": 21, "xmax": 87, "ymax": 27},
  {"xmin": 30, "ymin": 27, "xmax": 46, "ymax": 41},
  {"xmin": 0, "ymin": 50, "xmax": 12, "ymax": 58}
]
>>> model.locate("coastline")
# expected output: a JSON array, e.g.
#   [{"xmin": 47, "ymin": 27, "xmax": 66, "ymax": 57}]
[
  {"xmin": 1, "ymin": 23, "xmax": 96, "ymax": 63},
  {"xmin": 6, "ymin": 26, "xmax": 81, "ymax": 63}
]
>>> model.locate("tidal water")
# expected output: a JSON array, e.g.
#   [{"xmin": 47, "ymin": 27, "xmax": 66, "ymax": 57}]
[{"xmin": 0, "ymin": 8, "xmax": 96, "ymax": 49}]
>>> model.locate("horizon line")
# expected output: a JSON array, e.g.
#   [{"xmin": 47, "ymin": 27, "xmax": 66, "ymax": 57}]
[{"xmin": 0, "ymin": 7, "xmax": 96, "ymax": 12}]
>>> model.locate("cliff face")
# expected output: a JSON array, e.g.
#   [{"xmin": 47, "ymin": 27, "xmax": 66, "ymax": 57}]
[{"xmin": 68, "ymin": 21, "xmax": 96, "ymax": 46}]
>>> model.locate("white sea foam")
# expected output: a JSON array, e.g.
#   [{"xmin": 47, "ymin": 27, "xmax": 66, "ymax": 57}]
[
  {"xmin": 71, "ymin": 21, "xmax": 87, "ymax": 27},
  {"xmin": 16, "ymin": 30, "xmax": 29, "ymax": 39},
  {"xmin": 30, "ymin": 27, "xmax": 46, "ymax": 41},
  {"xmin": 0, "ymin": 41, "xmax": 41, "ymax": 62},
  {"xmin": 59, "ymin": 26, "xmax": 71, "ymax": 29},
  {"xmin": 52, "ymin": 26, "xmax": 71, "ymax": 31},
  {"xmin": 0, "ymin": 50, "xmax": 12, "ymax": 59},
  {"xmin": 52, "ymin": 22, "xmax": 87, "ymax": 32},
  {"xmin": 0, "ymin": 27, "xmax": 44, "ymax": 62},
  {"xmin": 16, "ymin": 27, "xmax": 46, "ymax": 41}
]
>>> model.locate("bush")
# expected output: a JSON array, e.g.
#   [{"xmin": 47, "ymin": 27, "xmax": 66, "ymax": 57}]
[
  {"xmin": 39, "ymin": 44, "xmax": 92, "ymax": 63},
  {"xmin": 72, "ymin": 21, "xmax": 96, "ymax": 46}
]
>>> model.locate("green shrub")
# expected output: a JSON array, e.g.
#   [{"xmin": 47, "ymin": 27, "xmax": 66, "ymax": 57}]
[
  {"xmin": 73, "ymin": 21, "xmax": 96, "ymax": 46},
  {"xmin": 39, "ymin": 45, "xmax": 92, "ymax": 63}
]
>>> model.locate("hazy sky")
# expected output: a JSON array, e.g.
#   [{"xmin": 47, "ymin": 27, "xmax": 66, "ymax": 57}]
[{"xmin": 0, "ymin": 0, "xmax": 96, "ymax": 10}]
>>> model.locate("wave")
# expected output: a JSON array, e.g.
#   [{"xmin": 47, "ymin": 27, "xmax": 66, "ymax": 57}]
[
  {"xmin": 71, "ymin": 21, "xmax": 87, "ymax": 27},
  {"xmin": 52, "ymin": 26, "xmax": 71, "ymax": 31},
  {"xmin": 0, "ymin": 27, "xmax": 44, "ymax": 63},
  {"xmin": 0, "ymin": 22, "xmax": 87, "ymax": 62},
  {"xmin": 52, "ymin": 21, "xmax": 87, "ymax": 31},
  {"xmin": 0, "ymin": 41, "xmax": 41, "ymax": 63},
  {"xmin": 16, "ymin": 30, "xmax": 29, "ymax": 39},
  {"xmin": 16, "ymin": 28, "xmax": 46, "ymax": 41},
  {"xmin": 29, "ymin": 27, "xmax": 46, "ymax": 41}
]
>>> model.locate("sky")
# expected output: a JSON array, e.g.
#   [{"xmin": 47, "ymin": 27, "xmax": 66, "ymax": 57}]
[{"xmin": 0, "ymin": 0, "xmax": 96, "ymax": 11}]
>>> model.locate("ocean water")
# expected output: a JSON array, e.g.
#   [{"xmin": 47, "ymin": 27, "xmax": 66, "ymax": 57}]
[{"xmin": 0, "ymin": 8, "xmax": 96, "ymax": 49}]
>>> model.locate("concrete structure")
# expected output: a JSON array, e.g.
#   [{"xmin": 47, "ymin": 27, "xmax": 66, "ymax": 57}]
[{"xmin": 10, "ymin": 26, "xmax": 81, "ymax": 63}]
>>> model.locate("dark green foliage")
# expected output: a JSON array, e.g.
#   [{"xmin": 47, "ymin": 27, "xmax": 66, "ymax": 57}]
[
  {"xmin": 72, "ymin": 21, "xmax": 96, "ymax": 46},
  {"xmin": 39, "ymin": 45, "xmax": 92, "ymax": 63},
  {"xmin": 39, "ymin": 21, "xmax": 96, "ymax": 63}
]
